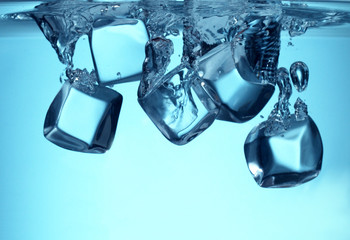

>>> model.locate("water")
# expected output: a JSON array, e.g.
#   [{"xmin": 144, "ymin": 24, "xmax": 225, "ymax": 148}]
[{"xmin": 1, "ymin": 0, "xmax": 350, "ymax": 239}]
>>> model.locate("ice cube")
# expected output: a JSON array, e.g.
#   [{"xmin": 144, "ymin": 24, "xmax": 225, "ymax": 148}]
[
  {"xmin": 139, "ymin": 34, "xmax": 184, "ymax": 97},
  {"xmin": 198, "ymin": 42, "xmax": 275, "ymax": 123},
  {"xmin": 165, "ymin": 30, "xmax": 184, "ymax": 75},
  {"xmin": 73, "ymin": 35, "xmax": 95, "ymax": 71},
  {"xmin": 89, "ymin": 18, "xmax": 149, "ymax": 85},
  {"xmin": 138, "ymin": 66, "xmax": 219, "ymax": 145},
  {"xmin": 244, "ymin": 114, "xmax": 323, "ymax": 188},
  {"xmin": 44, "ymin": 80, "xmax": 123, "ymax": 153}
]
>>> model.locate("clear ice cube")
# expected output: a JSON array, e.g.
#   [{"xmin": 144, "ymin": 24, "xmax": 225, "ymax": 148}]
[
  {"xmin": 165, "ymin": 31, "xmax": 184, "ymax": 74},
  {"xmin": 243, "ymin": 18, "xmax": 281, "ymax": 85},
  {"xmin": 198, "ymin": 42, "xmax": 275, "ymax": 123},
  {"xmin": 89, "ymin": 18, "xmax": 149, "ymax": 84},
  {"xmin": 138, "ymin": 66, "xmax": 219, "ymax": 145},
  {"xmin": 244, "ymin": 114, "xmax": 323, "ymax": 188},
  {"xmin": 139, "ymin": 34, "xmax": 183, "ymax": 97},
  {"xmin": 73, "ymin": 35, "xmax": 95, "ymax": 71},
  {"xmin": 44, "ymin": 78, "xmax": 123, "ymax": 153}
]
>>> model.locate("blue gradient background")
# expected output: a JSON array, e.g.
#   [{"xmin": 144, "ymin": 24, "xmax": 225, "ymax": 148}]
[{"xmin": 1, "ymin": 12, "xmax": 350, "ymax": 240}]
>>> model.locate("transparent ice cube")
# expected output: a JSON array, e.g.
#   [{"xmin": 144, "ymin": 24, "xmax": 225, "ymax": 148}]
[
  {"xmin": 244, "ymin": 114, "xmax": 323, "ymax": 188},
  {"xmin": 243, "ymin": 18, "xmax": 281, "ymax": 84},
  {"xmin": 165, "ymin": 30, "xmax": 184, "ymax": 75},
  {"xmin": 199, "ymin": 42, "xmax": 275, "ymax": 123},
  {"xmin": 139, "ymin": 34, "xmax": 184, "ymax": 97},
  {"xmin": 44, "ymin": 81, "xmax": 123, "ymax": 153},
  {"xmin": 138, "ymin": 66, "xmax": 219, "ymax": 145},
  {"xmin": 73, "ymin": 35, "xmax": 94, "ymax": 71},
  {"xmin": 89, "ymin": 18, "xmax": 149, "ymax": 85}
]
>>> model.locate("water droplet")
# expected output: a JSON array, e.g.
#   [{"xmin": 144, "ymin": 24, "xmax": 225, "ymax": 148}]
[{"xmin": 290, "ymin": 61, "xmax": 309, "ymax": 92}]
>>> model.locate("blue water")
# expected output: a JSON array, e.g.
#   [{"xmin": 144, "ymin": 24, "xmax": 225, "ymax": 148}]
[{"xmin": 1, "ymin": 1, "xmax": 350, "ymax": 240}]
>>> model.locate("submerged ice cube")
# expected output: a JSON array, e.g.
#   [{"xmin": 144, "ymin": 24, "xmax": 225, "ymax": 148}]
[
  {"xmin": 138, "ymin": 33, "xmax": 220, "ymax": 145},
  {"xmin": 138, "ymin": 65, "xmax": 219, "ymax": 145},
  {"xmin": 89, "ymin": 18, "xmax": 149, "ymax": 84},
  {"xmin": 244, "ymin": 114, "xmax": 323, "ymax": 188},
  {"xmin": 243, "ymin": 18, "xmax": 281, "ymax": 85},
  {"xmin": 72, "ymin": 35, "xmax": 95, "ymax": 71},
  {"xmin": 139, "ymin": 35, "xmax": 183, "ymax": 97},
  {"xmin": 44, "ymin": 72, "xmax": 123, "ymax": 153},
  {"xmin": 198, "ymin": 42, "xmax": 275, "ymax": 123}
]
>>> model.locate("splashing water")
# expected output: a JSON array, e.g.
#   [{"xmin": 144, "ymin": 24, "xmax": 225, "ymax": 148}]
[
  {"xmin": 294, "ymin": 97, "xmax": 308, "ymax": 121},
  {"xmin": 3, "ymin": 0, "xmax": 337, "ymax": 187},
  {"xmin": 66, "ymin": 68, "xmax": 98, "ymax": 95},
  {"xmin": 25, "ymin": 1, "xmax": 134, "ymax": 80},
  {"xmin": 262, "ymin": 67, "xmax": 292, "ymax": 136}
]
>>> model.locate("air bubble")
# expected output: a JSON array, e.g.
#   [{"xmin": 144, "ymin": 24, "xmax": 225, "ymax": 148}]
[{"xmin": 290, "ymin": 61, "xmax": 309, "ymax": 92}]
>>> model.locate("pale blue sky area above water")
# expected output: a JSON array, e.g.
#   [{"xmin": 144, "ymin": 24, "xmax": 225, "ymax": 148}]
[{"xmin": 1, "ymin": 20, "xmax": 350, "ymax": 240}]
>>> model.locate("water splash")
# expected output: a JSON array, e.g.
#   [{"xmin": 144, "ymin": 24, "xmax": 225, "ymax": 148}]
[
  {"xmin": 281, "ymin": 2, "xmax": 350, "ymax": 37},
  {"xmin": 5, "ymin": 1, "xmax": 329, "ymax": 180},
  {"xmin": 66, "ymin": 68, "xmax": 98, "ymax": 95},
  {"xmin": 263, "ymin": 67, "xmax": 292, "ymax": 136},
  {"xmin": 19, "ymin": 1, "xmax": 134, "ymax": 80},
  {"xmin": 139, "ymin": 37, "xmax": 175, "ymax": 98},
  {"xmin": 294, "ymin": 97, "xmax": 308, "ymax": 121}
]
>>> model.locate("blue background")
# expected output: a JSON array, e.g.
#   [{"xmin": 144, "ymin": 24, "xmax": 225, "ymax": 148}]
[{"xmin": 1, "ymin": 12, "xmax": 350, "ymax": 240}]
